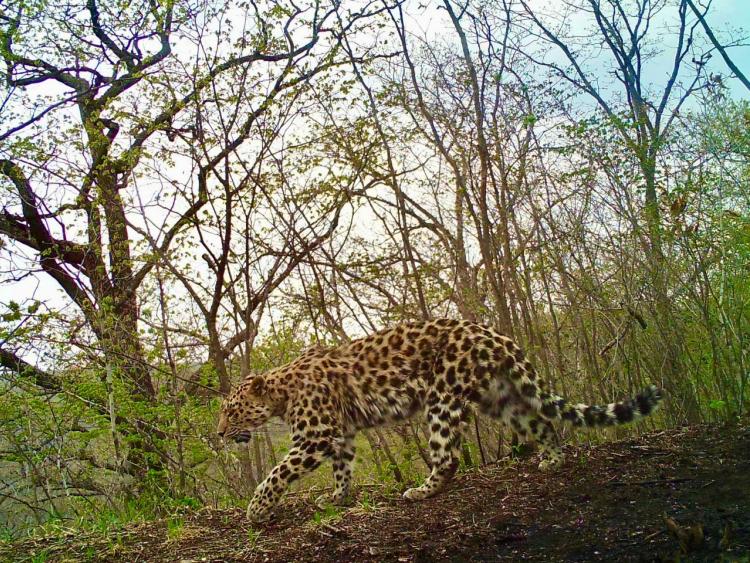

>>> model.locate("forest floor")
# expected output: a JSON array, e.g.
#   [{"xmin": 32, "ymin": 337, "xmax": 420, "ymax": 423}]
[{"xmin": 4, "ymin": 424, "xmax": 750, "ymax": 562}]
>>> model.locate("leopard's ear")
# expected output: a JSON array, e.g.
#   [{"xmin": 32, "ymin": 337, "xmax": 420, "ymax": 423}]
[{"xmin": 250, "ymin": 375, "xmax": 265, "ymax": 395}]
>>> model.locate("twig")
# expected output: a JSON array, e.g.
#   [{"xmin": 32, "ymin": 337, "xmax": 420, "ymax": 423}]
[{"xmin": 644, "ymin": 529, "xmax": 666, "ymax": 542}]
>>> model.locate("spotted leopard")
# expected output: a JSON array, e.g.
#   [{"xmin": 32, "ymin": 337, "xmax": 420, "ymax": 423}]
[{"xmin": 218, "ymin": 318, "xmax": 662, "ymax": 522}]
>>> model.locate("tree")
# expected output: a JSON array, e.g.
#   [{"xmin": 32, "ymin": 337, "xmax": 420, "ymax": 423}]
[
  {"xmin": 513, "ymin": 0, "xmax": 748, "ymax": 420},
  {"xmin": 0, "ymin": 0, "xmax": 365, "ymax": 398}
]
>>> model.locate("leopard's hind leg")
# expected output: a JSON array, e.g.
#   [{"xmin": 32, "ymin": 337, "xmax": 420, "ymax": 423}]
[
  {"xmin": 403, "ymin": 396, "xmax": 465, "ymax": 501},
  {"xmin": 481, "ymin": 382, "xmax": 564, "ymax": 471},
  {"xmin": 527, "ymin": 416, "xmax": 564, "ymax": 471},
  {"xmin": 331, "ymin": 432, "xmax": 356, "ymax": 504},
  {"xmin": 488, "ymin": 341, "xmax": 564, "ymax": 470}
]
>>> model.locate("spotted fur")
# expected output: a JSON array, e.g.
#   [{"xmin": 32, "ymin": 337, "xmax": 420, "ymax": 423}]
[{"xmin": 217, "ymin": 319, "xmax": 663, "ymax": 522}]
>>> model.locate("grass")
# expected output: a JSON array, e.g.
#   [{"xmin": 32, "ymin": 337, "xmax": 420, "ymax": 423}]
[
  {"xmin": 0, "ymin": 526, "xmax": 13, "ymax": 543},
  {"xmin": 166, "ymin": 516, "xmax": 185, "ymax": 541},
  {"xmin": 310, "ymin": 504, "xmax": 343, "ymax": 526},
  {"xmin": 247, "ymin": 526, "xmax": 262, "ymax": 548},
  {"xmin": 357, "ymin": 491, "xmax": 377, "ymax": 512}
]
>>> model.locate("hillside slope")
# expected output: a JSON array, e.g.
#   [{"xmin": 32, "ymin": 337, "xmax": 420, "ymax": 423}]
[{"xmin": 5, "ymin": 424, "xmax": 749, "ymax": 562}]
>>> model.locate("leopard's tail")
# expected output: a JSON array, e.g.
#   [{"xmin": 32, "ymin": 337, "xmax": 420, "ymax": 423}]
[{"xmin": 538, "ymin": 385, "xmax": 663, "ymax": 427}]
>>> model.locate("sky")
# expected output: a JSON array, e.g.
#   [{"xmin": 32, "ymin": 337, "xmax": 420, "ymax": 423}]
[
  {"xmin": 686, "ymin": 0, "xmax": 750, "ymax": 99},
  {"xmin": 408, "ymin": 0, "xmax": 750, "ymax": 101}
]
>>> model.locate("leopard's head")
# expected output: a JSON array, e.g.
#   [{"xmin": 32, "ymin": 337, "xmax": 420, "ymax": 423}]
[{"xmin": 217, "ymin": 375, "xmax": 274, "ymax": 443}]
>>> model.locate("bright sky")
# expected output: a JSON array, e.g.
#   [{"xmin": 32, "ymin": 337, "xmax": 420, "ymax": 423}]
[{"xmin": 698, "ymin": 0, "xmax": 750, "ymax": 98}]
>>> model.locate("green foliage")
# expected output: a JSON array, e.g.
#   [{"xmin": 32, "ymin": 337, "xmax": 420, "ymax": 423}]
[
  {"xmin": 310, "ymin": 504, "xmax": 342, "ymax": 526},
  {"xmin": 357, "ymin": 491, "xmax": 376, "ymax": 512},
  {"xmin": 246, "ymin": 526, "xmax": 262, "ymax": 547},
  {"xmin": 0, "ymin": 525, "xmax": 14, "ymax": 543},
  {"xmin": 247, "ymin": 329, "xmax": 312, "ymax": 373},
  {"xmin": 674, "ymin": 99, "xmax": 750, "ymax": 418},
  {"xmin": 166, "ymin": 516, "xmax": 184, "ymax": 541}
]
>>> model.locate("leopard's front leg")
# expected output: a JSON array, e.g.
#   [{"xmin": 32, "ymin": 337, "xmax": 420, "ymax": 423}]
[
  {"xmin": 246, "ymin": 440, "xmax": 333, "ymax": 522},
  {"xmin": 316, "ymin": 432, "xmax": 356, "ymax": 508}
]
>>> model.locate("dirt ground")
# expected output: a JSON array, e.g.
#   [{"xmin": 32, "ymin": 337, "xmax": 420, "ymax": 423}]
[{"xmin": 5, "ymin": 424, "xmax": 750, "ymax": 562}]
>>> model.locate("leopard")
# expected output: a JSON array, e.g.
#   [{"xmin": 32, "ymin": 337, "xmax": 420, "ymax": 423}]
[{"xmin": 217, "ymin": 318, "xmax": 662, "ymax": 522}]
